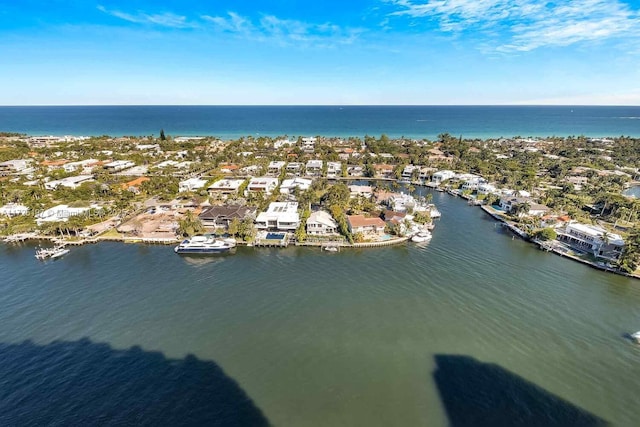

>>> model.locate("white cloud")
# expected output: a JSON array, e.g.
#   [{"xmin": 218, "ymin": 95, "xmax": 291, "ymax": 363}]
[
  {"xmin": 387, "ymin": 0, "xmax": 640, "ymax": 52},
  {"xmin": 202, "ymin": 12, "xmax": 364, "ymax": 47},
  {"xmin": 97, "ymin": 5, "xmax": 194, "ymax": 29}
]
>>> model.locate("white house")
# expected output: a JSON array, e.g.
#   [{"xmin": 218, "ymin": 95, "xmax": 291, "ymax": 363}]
[
  {"xmin": 0, "ymin": 203, "xmax": 29, "ymax": 217},
  {"xmin": 255, "ymin": 202, "xmax": 300, "ymax": 230},
  {"xmin": 349, "ymin": 185, "xmax": 373, "ymax": 199},
  {"xmin": 347, "ymin": 166, "xmax": 364, "ymax": 177},
  {"xmin": 558, "ymin": 222, "xmax": 625, "ymax": 262},
  {"xmin": 274, "ymin": 139, "xmax": 295, "ymax": 149},
  {"xmin": 477, "ymin": 183, "xmax": 498, "ymax": 195},
  {"xmin": 207, "ymin": 179, "xmax": 246, "ymax": 196},
  {"xmin": 499, "ymin": 197, "xmax": 550, "ymax": 217},
  {"xmin": 306, "ymin": 210, "xmax": 338, "ymax": 235},
  {"xmin": 179, "ymin": 177, "xmax": 208, "ymax": 192},
  {"xmin": 63, "ymin": 159, "xmax": 99, "ymax": 174},
  {"xmin": 247, "ymin": 177, "xmax": 279, "ymax": 195},
  {"xmin": 461, "ymin": 176, "xmax": 486, "ymax": 191},
  {"xmin": 36, "ymin": 204, "xmax": 96, "ymax": 224},
  {"xmin": 388, "ymin": 193, "xmax": 417, "ymax": 213},
  {"xmin": 0, "ymin": 159, "xmax": 34, "ymax": 175},
  {"xmin": 103, "ymin": 160, "xmax": 135, "ymax": 171},
  {"xmin": 286, "ymin": 162, "xmax": 303, "ymax": 176},
  {"xmin": 267, "ymin": 161, "xmax": 286, "ymax": 176},
  {"xmin": 306, "ymin": 160, "xmax": 323, "ymax": 177},
  {"xmin": 432, "ymin": 170, "xmax": 456, "ymax": 184},
  {"xmin": 280, "ymin": 177, "xmax": 312, "ymax": 194},
  {"xmin": 44, "ymin": 175, "xmax": 94, "ymax": 190},
  {"xmin": 302, "ymin": 137, "xmax": 316, "ymax": 152},
  {"xmin": 326, "ymin": 162, "xmax": 342, "ymax": 178},
  {"xmin": 402, "ymin": 165, "xmax": 419, "ymax": 181}
]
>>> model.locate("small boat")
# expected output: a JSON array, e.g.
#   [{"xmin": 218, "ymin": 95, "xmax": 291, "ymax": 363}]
[
  {"xmin": 35, "ymin": 245, "xmax": 70, "ymax": 260},
  {"xmin": 323, "ymin": 246, "xmax": 339, "ymax": 252},
  {"xmin": 411, "ymin": 231, "xmax": 432, "ymax": 243},
  {"xmin": 429, "ymin": 207, "xmax": 442, "ymax": 218},
  {"xmin": 174, "ymin": 235, "xmax": 236, "ymax": 254},
  {"xmin": 631, "ymin": 331, "xmax": 640, "ymax": 344}
]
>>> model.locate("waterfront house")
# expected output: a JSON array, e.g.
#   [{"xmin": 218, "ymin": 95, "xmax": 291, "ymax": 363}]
[
  {"xmin": 432, "ymin": 170, "xmax": 456, "ymax": 184},
  {"xmin": 255, "ymin": 202, "xmax": 300, "ymax": 231},
  {"xmin": 207, "ymin": 178, "xmax": 246, "ymax": 197},
  {"xmin": 326, "ymin": 162, "xmax": 342, "ymax": 178},
  {"xmin": 349, "ymin": 185, "xmax": 373, "ymax": 199},
  {"xmin": 280, "ymin": 177, "xmax": 312, "ymax": 195},
  {"xmin": 44, "ymin": 175, "xmax": 94, "ymax": 190},
  {"xmin": 198, "ymin": 205, "xmax": 257, "ymax": 229},
  {"xmin": 247, "ymin": 177, "xmax": 279, "ymax": 196},
  {"xmin": 347, "ymin": 215, "xmax": 386, "ymax": 236},
  {"xmin": 0, "ymin": 203, "xmax": 29, "ymax": 217},
  {"xmin": 373, "ymin": 164, "xmax": 394, "ymax": 179},
  {"xmin": 401, "ymin": 165, "xmax": 419, "ymax": 181},
  {"xmin": 306, "ymin": 210, "xmax": 339, "ymax": 235},
  {"xmin": 347, "ymin": 166, "xmax": 364, "ymax": 177},
  {"xmin": 477, "ymin": 183, "xmax": 498, "ymax": 195},
  {"xmin": 306, "ymin": 160, "xmax": 323, "ymax": 177},
  {"xmin": 267, "ymin": 161, "xmax": 286, "ymax": 176},
  {"xmin": 179, "ymin": 177, "xmax": 208, "ymax": 193},
  {"xmin": 557, "ymin": 222, "xmax": 625, "ymax": 262},
  {"xmin": 419, "ymin": 167, "xmax": 436, "ymax": 181},
  {"xmin": 388, "ymin": 193, "xmax": 417, "ymax": 213},
  {"xmin": 36, "ymin": 204, "xmax": 98, "ymax": 224},
  {"xmin": 499, "ymin": 197, "xmax": 550, "ymax": 217}
]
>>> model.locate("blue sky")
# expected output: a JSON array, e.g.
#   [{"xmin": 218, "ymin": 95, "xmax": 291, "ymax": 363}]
[{"xmin": 1, "ymin": 0, "xmax": 639, "ymax": 105}]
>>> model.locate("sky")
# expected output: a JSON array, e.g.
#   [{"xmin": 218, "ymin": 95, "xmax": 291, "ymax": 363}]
[{"xmin": 1, "ymin": 0, "xmax": 639, "ymax": 105}]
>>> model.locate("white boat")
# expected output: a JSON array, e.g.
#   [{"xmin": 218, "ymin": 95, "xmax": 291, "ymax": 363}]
[
  {"xmin": 411, "ymin": 231, "xmax": 432, "ymax": 243},
  {"xmin": 631, "ymin": 331, "xmax": 640, "ymax": 344},
  {"xmin": 323, "ymin": 246, "xmax": 339, "ymax": 252},
  {"xmin": 35, "ymin": 245, "xmax": 70, "ymax": 260},
  {"xmin": 174, "ymin": 235, "xmax": 236, "ymax": 254},
  {"xmin": 430, "ymin": 207, "xmax": 442, "ymax": 218}
]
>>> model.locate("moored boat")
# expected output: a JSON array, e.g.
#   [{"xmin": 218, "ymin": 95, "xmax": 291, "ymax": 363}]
[
  {"xmin": 35, "ymin": 245, "xmax": 70, "ymax": 260},
  {"xmin": 411, "ymin": 231, "xmax": 432, "ymax": 243},
  {"xmin": 174, "ymin": 235, "xmax": 236, "ymax": 254},
  {"xmin": 631, "ymin": 331, "xmax": 640, "ymax": 344}
]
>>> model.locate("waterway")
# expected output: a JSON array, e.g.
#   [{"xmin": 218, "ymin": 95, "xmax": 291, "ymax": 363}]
[{"xmin": 1, "ymin": 191, "xmax": 639, "ymax": 426}]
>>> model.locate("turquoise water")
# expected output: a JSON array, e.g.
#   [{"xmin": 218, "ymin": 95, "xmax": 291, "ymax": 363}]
[
  {"xmin": 1, "ymin": 105, "xmax": 639, "ymax": 139},
  {"xmin": 1, "ymin": 192, "xmax": 639, "ymax": 425}
]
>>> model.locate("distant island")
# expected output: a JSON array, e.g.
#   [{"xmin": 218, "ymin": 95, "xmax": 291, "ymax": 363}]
[{"xmin": 1, "ymin": 132, "xmax": 639, "ymax": 277}]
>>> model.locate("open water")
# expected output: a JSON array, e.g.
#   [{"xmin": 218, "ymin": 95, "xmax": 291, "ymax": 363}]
[
  {"xmin": 1, "ymin": 191, "xmax": 639, "ymax": 426},
  {"xmin": 0, "ymin": 105, "xmax": 639, "ymax": 139}
]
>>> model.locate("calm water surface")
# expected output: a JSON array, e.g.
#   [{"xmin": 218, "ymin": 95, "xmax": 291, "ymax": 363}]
[
  {"xmin": 1, "ymin": 192, "xmax": 639, "ymax": 426},
  {"xmin": 1, "ymin": 105, "xmax": 639, "ymax": 139}
]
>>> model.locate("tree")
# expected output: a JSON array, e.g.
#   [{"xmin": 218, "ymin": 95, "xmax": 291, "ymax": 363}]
[
  {"xmin": 160, "ymin": 129, "xmax": 166, "ymax": 141},
  {"xmin": 177, "ymin": 211, "xmax": 203, "ymax": 237},
  {"xmin": 533, "ymin": 228, "xmax": 557, "ymax": 241}
]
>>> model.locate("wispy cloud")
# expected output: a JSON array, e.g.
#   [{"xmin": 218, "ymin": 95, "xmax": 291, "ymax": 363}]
[
  {"xmin": 387, "ymin": 0, "xmax": 640, "ymax": 51},
  {"xmin": 97, "ymin": 5, "xmax": 194, "ymax": 29},
  {"xmin": 202, "ymin": 12, "xmax": 364, "ymax": 47}
]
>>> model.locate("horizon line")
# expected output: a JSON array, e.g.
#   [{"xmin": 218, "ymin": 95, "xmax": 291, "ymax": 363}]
[{"xmin": 0, "ymin": 104, "xmax": 639, "ymax": 108}]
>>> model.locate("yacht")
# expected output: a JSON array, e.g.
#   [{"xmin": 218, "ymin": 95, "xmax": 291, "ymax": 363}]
[
  {"xmin": 411, "ymin": 231, "xmax": 432, "ymax": 243},
  {"xmin": 35, "ymin": 245, "xmax": 70, "ymax": 260},
  {"xmin": 174, "ymin": 235, "xmax": 236, "ymax": 254},
  {"xmin": 631, "ymin": 331, "xmax": 640, "ymax": 344}
]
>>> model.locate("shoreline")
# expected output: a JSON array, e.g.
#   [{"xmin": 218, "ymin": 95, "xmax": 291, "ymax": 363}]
[{"xmin": 4, "ymin": 179, "xmax": 638, "ymax": 280}]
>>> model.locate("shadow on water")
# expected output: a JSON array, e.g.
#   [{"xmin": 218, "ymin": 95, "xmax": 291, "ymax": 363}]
[
  {"xmin": 433, "ymin": 355, "xmax": 607, "ymax": 427},
  {"xmin": 0, "ymin": 338, "xmax": 270, "ymax": 426}
]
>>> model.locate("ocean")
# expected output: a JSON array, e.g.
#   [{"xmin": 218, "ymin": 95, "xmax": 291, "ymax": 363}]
[
  {"xmin": 1, "ymin": 190, "xmax": 639, "ymax": 426},
  {"xmin": 0, "ymin": 105, "xmax": 639, "ymax": 139}
]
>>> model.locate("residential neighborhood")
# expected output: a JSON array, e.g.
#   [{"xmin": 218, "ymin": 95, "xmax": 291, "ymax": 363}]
[{"xmin": 0, "ymin": 131, "xmax": 639, "ymax": 276}]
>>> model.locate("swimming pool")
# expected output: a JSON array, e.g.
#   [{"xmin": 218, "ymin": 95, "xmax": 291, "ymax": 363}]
[{"xmin": 266, "ymin": 232, "xmax": 286, "ymax": 240}]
